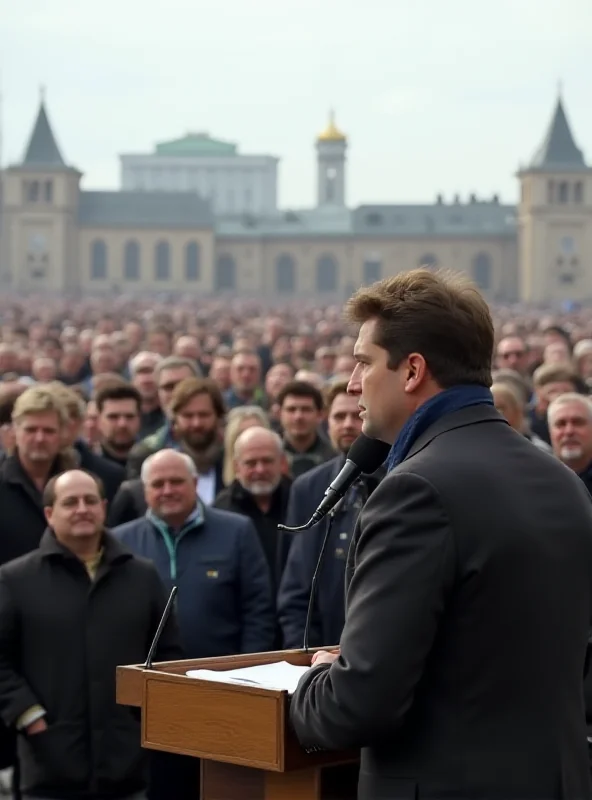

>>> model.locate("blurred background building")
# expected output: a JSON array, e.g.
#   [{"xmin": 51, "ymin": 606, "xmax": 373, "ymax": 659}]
[{"xmin": 0, "ymin": 93, "xmax": 590, "ymax": 304}]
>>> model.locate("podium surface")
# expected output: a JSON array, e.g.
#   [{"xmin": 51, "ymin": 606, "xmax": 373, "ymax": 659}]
[{"xmin": 117, "ymin": 649, "xmax": 359, "ymax": 799}]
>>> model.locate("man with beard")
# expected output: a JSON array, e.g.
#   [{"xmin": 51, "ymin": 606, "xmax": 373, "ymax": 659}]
[
  {"xmin": 108, "ymin": 378, "xmax": 225, "ymax": 525},
  {"xmin": 278, "ymin": 380, "xmax": 384, "ymax": 648},
  {"xmin": 214, "ymin": 427, "xmax": 292, "ymax": 591}
]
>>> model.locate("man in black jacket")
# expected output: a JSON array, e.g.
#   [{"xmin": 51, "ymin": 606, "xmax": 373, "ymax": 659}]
[
  {"xmin": 290, "ymin": 269, "xmax": 592, "ymax": 800},
  {"xmin": 0, "ymin": 469, "xmax": 181, "ymax": 800},
  {"xmin": 214, "ymin": 426, "xmax": 292, "ymax": 590}
]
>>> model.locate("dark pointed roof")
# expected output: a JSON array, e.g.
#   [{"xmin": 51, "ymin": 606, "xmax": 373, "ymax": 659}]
[
  {"xmin": 22, "ymin": 99, "xmax": 66, "ymax": 167},
  {"xmin": 530, "ymin": 97, "xmax": 586, "ymax": 170}
]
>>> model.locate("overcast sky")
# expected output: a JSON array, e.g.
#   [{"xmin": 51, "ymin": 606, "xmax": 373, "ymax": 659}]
[{"xmin": 2, "ymin": 0, "xmax": 591, "ymax": 208}]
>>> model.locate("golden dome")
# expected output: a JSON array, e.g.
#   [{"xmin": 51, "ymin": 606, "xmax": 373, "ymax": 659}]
[{"xmin": 317, "ymin": 110, "xmax": 346, "ymax": 142}]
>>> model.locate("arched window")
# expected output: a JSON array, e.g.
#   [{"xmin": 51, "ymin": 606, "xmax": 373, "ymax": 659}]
[
  {"xmin": 558, "ymin": 182, "xmax": 569, "ymax": 204},
  {"xmin": 215, "ymin": 254, "xmax": 237, "ymax": 291},
  {"xmin": 275, "ymin": 254, "xmax": 295, "ymax": 293},
  {"xmin": 124, "ymin": 240, "xmax": 140, "ymax": 280},
  {"xmin": 574, "ymin": 182, "xmax": 584, "ymax": 204},
  {"xmin": 316, "ymin": 253, "xmax": 338, "ymax": 292},
  {"xmin": 155, "ymin": 241, "xmax": 170, "ymax": 281},
  {"xmin": 471, "ymin": 252, "xmax": 492, "ymax": 291},
  {"xmin": 418, "ymin": 254, "xmax": 438, "ymax": 269},
  {"xmin": 185, "ymin": 241, "xmax": 201, "ymax": 281},
  {"xmin": 90, "ymin": 239, "xmax": 107, "ymax": 280},
  {"xmin": 547, "ymin": 180, "xmax": 555, "ymax": 204}
]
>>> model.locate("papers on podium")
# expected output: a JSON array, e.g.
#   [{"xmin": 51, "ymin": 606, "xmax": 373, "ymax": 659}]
[{"xmin": 186, "ymin": 660, "xmax": 310, "ymax": 694}]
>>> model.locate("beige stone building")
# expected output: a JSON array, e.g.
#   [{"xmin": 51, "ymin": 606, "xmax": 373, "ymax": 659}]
[{"xmin": 0, "ymin": 95, "xmax": 590, "ymax": 304}]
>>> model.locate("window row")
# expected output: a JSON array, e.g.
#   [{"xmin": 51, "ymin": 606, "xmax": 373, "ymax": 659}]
[
  {"xmin": 206, "ymin": 252, "xmax": 492, "ymax": 293},
  {"xmin": 90, "ymin": 242, "xmax": 494, "ymax": 292},
  {"xmin": 547, "ymin": 180, "xmax": 584, "ymax": 205},
  {"xmin": 90, "ymin": 240, "xmax": 201, "ymax": 281}
]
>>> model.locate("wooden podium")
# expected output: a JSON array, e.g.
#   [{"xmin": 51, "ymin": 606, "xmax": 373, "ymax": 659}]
[{"xmin": 116, "ymin": 648, "xmax": 359, "ymax": 800}]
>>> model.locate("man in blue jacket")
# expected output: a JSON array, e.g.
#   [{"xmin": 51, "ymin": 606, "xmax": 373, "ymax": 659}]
[
  {"xmin": 113, "ymin": 448, "xmax": 275, "ymax": 659},
  {"xmin": 278, "ymin": 380, "xmax": 384, "ymax": 649},
  {"xmin": 113, "ymin": 448, "xmax": 275, "ymax": 800}
]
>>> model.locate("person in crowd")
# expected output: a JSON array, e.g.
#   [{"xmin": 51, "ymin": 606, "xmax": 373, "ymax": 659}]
[
  {"xmin": 574, "ymin": 339, "xmax": 592, "ymax": 388},
  {"xmin": 47, "ymin": 383, "xmax": 125, "ymax": 506},
  {"xmin": 278, "ymin": 380, "xmax": 381, "ymax": 649},
  {"xmin": 148, "ymin": 356, "xmax": 201, "ymax": 427},
  {"xmin": 127, "ymin": 377, "xmax": 224, "ymax": 494},
  {"xmin": 82, "ymin": 399, "xmax": 101, "ymax": 453},
  {"xmin": 224, "ymin": 349, "xmax": 265, "ymax": 409},
  {"xmin": 0, "ymin": 469, "xmax": 182, "ymax": 800},
  {"xmin": 264, "ymin": 362, "xmax": 295, "ymax": 429},
  {"xmin": 495, "ymin": 335, "xmax": 529, "ymax": 376},
  {"xmin": 128, "ymin": 352, "xmax": 165, "ymax": 437},
  {"xmin": 529, "ymin": 363, "xmax": 582, "ymax": 444},
  {"xmin": 110, "ymin": 377, "xmax": 226, "ymax": 524},
  {"xmin": 145, "ymin": 325, "xmax": 173, "ymax": 358},
  {"xmin": 491, "ymin": 382, "xmax": 552, "ymax": 452},
  {"xmin": 95, "ymin": 383, "xmax": 142, "ymax": 468},
  {"xmin": 548, "ymin": 392, "xmax": 592, "ymax": 493},
  {"xmin": 0, "ymin": 384, "xmax": 27, "ymax": 456},
  {"xmin": 0, "ymin": 386, "xmax": 76, "ymax": 566},
  {"xmin": 31, "ymin": 357, "xmax": 58, "ymax": 383},
  {"xmin": 173, "ymin": 335, "xmax": 205, "ymax": 373},
  {"xmin": 277, "ymin": 381, "xmax": 335, "ymax": 479},
  {"xmin": 208, "ymin": 354, "xmax": 232, "ymax": 393},
  {"xmin": 222, "ymin": 405, "xmax": 271, "ymax": 487},
  {"xmin": 214, "ymin": 426, "xmax": 292, "ymax": 590}
]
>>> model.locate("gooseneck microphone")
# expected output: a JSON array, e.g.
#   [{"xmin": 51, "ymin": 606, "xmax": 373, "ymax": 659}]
[{"xmin": 278, "ymin": 434, "xmax": 391, "ymax": 533}]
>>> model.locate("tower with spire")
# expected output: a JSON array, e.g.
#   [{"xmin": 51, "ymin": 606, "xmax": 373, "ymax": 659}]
[
  {"xmin": 0, "ymin": 90, "xmax": 81, "ymax": 290},
  {"xmin": 517, "ymin": 91, "xmax": 592, "ymax": 303},
  {"xmin": 316, "ymin": 110, "xmax": 347, "ymax": 208}
]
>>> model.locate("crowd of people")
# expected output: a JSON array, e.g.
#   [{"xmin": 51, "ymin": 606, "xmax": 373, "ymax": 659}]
[{"xmin": 0, "ymin": 289, "xmax": 592, "ymax": 798}]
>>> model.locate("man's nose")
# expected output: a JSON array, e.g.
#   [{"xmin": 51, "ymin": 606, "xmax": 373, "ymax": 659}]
[{"xmin": 348, "ymin": 366, "xmax": 362, "ymax": 395}]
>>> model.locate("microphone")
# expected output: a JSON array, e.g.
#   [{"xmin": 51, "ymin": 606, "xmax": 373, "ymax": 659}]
[
  {"xmin": 278, "ymin": 434, "xmax": 390, "ymax": 532},
  {"xmin": 144, "ymin": 585, "xmax": 178, "ymax": 669}
]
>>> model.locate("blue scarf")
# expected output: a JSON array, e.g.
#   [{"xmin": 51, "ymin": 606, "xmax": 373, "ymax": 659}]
[{"xmin": 386, "ymin": 384, "xmax": 494, "ymax": 472}]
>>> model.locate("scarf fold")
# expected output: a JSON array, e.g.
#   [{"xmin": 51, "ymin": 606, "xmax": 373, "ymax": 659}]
[{"xmin": 386, "ymin": 385, "xmax": 494, "ymax": 472}]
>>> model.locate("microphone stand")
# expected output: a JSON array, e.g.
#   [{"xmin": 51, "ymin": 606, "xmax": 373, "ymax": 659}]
[{"xmin": 302, "ymin": 507, "xmax": 338, "ymax": 653}]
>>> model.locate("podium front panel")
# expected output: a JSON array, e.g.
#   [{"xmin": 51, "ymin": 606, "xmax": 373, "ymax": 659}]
[{"xmin": 142, "ymin": 673, "xmax": 283, "ymax": 769}]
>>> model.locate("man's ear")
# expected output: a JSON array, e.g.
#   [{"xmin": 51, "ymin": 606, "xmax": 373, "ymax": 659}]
[{"xmin": 44, "ymin": 506, "xmax": 53, "ymax": 526}]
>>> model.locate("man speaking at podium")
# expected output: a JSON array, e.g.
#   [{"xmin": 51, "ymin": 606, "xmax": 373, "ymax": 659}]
[{"xmin": 290, "ymin": 269, "xmax": 592, "ymax": 800}]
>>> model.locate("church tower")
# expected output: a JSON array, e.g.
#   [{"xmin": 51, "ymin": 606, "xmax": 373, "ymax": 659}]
[
  {"xmin": 316, "ymin": 111, "xmax": 347, "ymax": 208},
  {"xmin": 0, "ymin": 91, "xmax": 81, "ymax": 291},
  {"xmin": 517, "ymin": 93, "xmax": 592, "ymax": 304}
]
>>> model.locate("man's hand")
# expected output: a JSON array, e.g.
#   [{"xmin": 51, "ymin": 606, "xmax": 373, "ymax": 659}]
[
  {"xmin": 26, "ymin": 717, "xmax": 48, "ymax": 736},
  {"xmin": 311, "ymin": 648, "xmax": 340, "ymax": 667}
]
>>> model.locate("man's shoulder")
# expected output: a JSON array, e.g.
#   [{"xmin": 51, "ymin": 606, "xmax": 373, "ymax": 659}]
[
  {"xmin": 212, "ymin": 485, "xmax": 234, "ymax": 509},
  {"xmin": 291, "ymin": 456, "xmax": 341, "ymax": 494},
  {"xmin": 204, "ymin": 504, "xmax": 256, "ymax": 536},
  {"xmin": 0, "ymin": 548, "xmax": 44, "ymax": 581},
  {"xmin": 112, "ymin": 516, "xmax": 151, "ymax": 540}
]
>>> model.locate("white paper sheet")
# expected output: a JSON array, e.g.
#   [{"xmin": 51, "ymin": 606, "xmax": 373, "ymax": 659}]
[{"xmin": 186, "ymin": 660, "xmax": 310, "ymax": 694}]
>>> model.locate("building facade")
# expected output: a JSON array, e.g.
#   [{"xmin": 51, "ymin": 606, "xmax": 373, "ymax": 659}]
[
  {"xmin": 120, "ymin": 132, "xmax": 279, "ymax": 216},
  {"xmin": 0, "ymin": 94, "xmax": 590, "ymax": 304}
]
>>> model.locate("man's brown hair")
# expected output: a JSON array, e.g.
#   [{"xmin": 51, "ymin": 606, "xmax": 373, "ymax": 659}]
[
  {"xmin": 323, "ymin": 379, "xmax": 349, "ymax": 411},
  {"xmin": 170, "ymin": 377, "xmax": 226, "ymax": 419},
  {"xmin": 346, "ymin": 268, "xmax": 494, "ymax": 388},
  {"xmin": 532, "ymin": 363, "xmax": 578, "ymax": 389}
]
